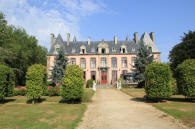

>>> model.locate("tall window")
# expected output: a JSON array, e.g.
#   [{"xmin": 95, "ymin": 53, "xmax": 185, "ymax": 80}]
[
  {"xmin": 112, "ymin": 57, "xmax": 117, "ymax": 68},
  {"xmin": 101, "ymin": 57, "xmax": 107, "ymax": 67},
  {"xmin": 91, "ymin": 71, "xmax": 96, "ymax": 80},
  {"xmin": 132, "ymin": 57, "xmax": 136, "ymax": 67},
  {"xmin": 112, "ymin": 70, "xmax": 117, "ymax": 83},
  {"xmin": 101, "ymin": 48, "xmax": 105, "ymax": 54},
  {"xmin": 90, "ymin": 58, "xmax": 96, "ymax": 68},
  {"xmin": 80, "ymin": 58, "xmax": 86, "ymax": 68},
  {"xmin": 122, "ymin": 57, "xmax": 127, "ymax": 68},
  {"xmin": 70, "ymin": 58, "xmax": 76, "ymax": 65}
]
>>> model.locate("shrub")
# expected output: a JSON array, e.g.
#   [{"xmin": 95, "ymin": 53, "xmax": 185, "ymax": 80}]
[
  {"xmin": 0, "ymin": 65, "xmax": 15, "ymax": 101},
  {"xmin": 14, "ymin": 86, "xmax": 26, "ymax": 96},
  {"xmin": 46, "ymin": 86, "xmax": 60, "ymax": 96},
  {"xmin": 86, "ymin": 79, "xmax": 93, "ymax": 88},
  {"xmin": 61, "ymin": 65, "xmax": 84, "ymax": 103},
  {"xmin": 26, "ymin": 64, "xmax": 47, "ymax": 103},
  {"xmin": 82, "ymin": 88, "xmax": 94, "ymax": 102},
  {"xmin": 144, "ymin": 63, "xmax": 172, "ymax": 101},
  {"xmin": 137, "ymin": 80, "xmax": 145, "ymax": 88},
  {"xmin": 170, "ymin": 77, "xmax": 178, "ymax": 95},
  {"xmin": 176, "ymin": 59, "xmax": 195, "ymax": 99}
]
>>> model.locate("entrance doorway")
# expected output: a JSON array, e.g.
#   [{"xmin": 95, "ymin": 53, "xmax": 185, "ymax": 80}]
[{"xmin": 101, "ymin": 71, "xmax": 107, "ymax": 84}]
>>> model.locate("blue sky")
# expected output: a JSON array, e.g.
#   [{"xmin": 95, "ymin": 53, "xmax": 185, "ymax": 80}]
[{"xmin": 0, "ymin": 0, "xmax": 195, "ymax": 62}]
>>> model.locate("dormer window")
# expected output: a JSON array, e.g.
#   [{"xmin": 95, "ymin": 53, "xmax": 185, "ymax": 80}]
[
  {"xmin": 120, "ymin": 45, "xmax": 127, "ymax": 54},
  {"xmin": 122, "ymin": 48, "xmax": 126, "ymax": 53},
  {"xmin": 132, "ymin": 48, "xmax": 135, "ymax": 52},
  {"xmin": 80, "ymin": 45, "xmax": 86, "ymax": 54},
  {"xmin": 101, "ymin": 48, "xmax": 106, "ymax": 54},
  {"xmin": 112, "ymin": 47, "xmax": 116, "ymax": 52}
]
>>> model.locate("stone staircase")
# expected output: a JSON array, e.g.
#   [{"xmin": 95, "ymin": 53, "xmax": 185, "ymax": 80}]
[{"xmin": 96, "ymin": 84, "xmax": 114, "ymax": 88}]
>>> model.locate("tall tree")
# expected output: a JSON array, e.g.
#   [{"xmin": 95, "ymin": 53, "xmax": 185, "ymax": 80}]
[
  {"xmin": 51, "ymin": 48, "xmax": 68, "ymax": 86},
  {"xmin": 133, "ymin": 42, "xmax": 154, "ymax": 82},
  {"xmin": 169, "ymin": 30, "xmax": 195, "ymax": 76}
]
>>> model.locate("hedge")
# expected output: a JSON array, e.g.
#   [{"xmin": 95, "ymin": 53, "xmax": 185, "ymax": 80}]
[
  {"xmin": 61, "ymin": 65, "xmax": 84, "ymax": 103},
  {"xmin": 86, "ymin": 79, "xmax": 93, "ymax": 88},
  {"xmin": 26, "ymin": 64, "xmax": 47, "ymax": 103},
  {"xmin": 144, "ymin": 63, "xmax": 172, "ymax": 101},
  {"xmin": 176, "ymin": 59, "xmax": 195, "ymax": 99},
  {"xmin": 0, "ymin": 65, "xmax": 15, "ymax": 101}
]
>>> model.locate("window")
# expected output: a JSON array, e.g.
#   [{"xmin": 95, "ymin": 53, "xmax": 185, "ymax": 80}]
[
  {"xmin": 132, "ymin": 48, "xmax": 135, "ymax": 52},
  {"xmin": 122, "ymin": 57, "xmax": 127, "ymax": 68},
  {"xmin": 80, "ymin": 58, "xmax": 86, "ymax": 68},
  {"xmin": 101, "ymin": 48, "xmax": 105, "ymax": 54},
  {"xmin": 90, "ymin": 58, "xmax": 96, "ymax": 68},
  {"xmin": 132, "ymin": 57, "xmax": 136, "ymax": 67},
  {"xmin": 82, "ymin": 49, "xmax": 85, "ymax": 54},
  {"xmin": 120, "ymin": 45, "xmax": 127, "ymax": 53},
  {"xmin": 122, "ymin": 48, "xmax": 126, "ymax": 53},
  {"xmin": 112, "ymin": 47, "xmax": 116, "ymax": 52},
  {"xmin": 72, "ymin": 49, "xmax": 76, "ymax": 53},
  {"xmin": 101, "ymin": 57, "xmax": 107, "ymax": 67},
  {"xmin": 80, "ymin": 46, "xmax": 86, "ymax": 54},
  {"xmin": 112, "ymin": 57, "xmax": 117, "ymax": 68},
  {"xmin": 112, "ymin": 70, "xmax": 117, "ymax": 83},
  {"xmin": 70, "ymin": 58, "xmax": 76, "ymax": 65},
  {"xmin": 91, "ymin": 71, "xmax": 96, "ymax": 80}
]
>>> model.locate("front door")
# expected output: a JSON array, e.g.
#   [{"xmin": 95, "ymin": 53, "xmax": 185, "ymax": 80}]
[{"xmin": 101, "ymin": 71, "xmax": 107, "ymax": 84}]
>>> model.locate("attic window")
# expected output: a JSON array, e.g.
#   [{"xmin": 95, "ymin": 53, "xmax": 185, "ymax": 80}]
[
  {"xmin": 120, "ymin": 45, "xmax": 127, "ymax": 54},
  {"xmin": 80, "ymin": 45, "xmax": 86, "ymax": 54},
  {"xmin": 82, "ymin": 49, "xmax": 85, "ymax": 54},
  {"xmin": 72, "ymin": 49, "xmax": 76, "ymax": 53},
  {"xmin": 132, "ymin": 48, "xmax": 135, "ymax": 52},
  {"xmin": 112, "ymin": 47, "xmax": 116, "ymax": 52},
  {"xmin": 101, "ymin": 48, "xmax": 106, "ymax": 54},
  {"xmin": 122, "ymin": 48, "xmax": 126, "ymax": 53}
]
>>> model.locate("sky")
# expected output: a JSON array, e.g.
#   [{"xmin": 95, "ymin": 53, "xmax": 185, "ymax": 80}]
[{"xmin": 0, "ymin": 0, "xmax": 195, "ymax": 62}]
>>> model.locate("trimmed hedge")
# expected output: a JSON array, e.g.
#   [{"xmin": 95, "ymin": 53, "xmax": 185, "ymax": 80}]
[
  {"xmin": 14, "ymin": 86, "xmax": 26, "ymax": 96},
  {"xmin": 144, "ymin": 63, "xmax": 172, "ymax": 101},
  {"xmin": 176, "ymin": 59, "xmax": 195, "ymax": 99},
  {"xmin": 61, "ymin": 65, "xmax": 84, "ymax": 103},
  {"xmin": 0, "ymin": 65, "xmax": 15, "ymax": 101},
  {"xmin": 26, "ymin": 64, "xmax": 47, "ymax": 103},
  {"xmin": 86, "ymin": 79, "xmax": 93, "ymax": 88}
]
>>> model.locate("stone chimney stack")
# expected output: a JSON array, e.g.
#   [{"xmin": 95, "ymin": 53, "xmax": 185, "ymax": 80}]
[
  {"xmin": 88, "ymin": 36, "xmax": 91, "ymax": 45},
  {"xmin": 50, "ymin": 33, "xmax": 55, "ymax": 47},
  {"xmin": 126, "ymin": 34, "xmax": 130, "ymax": 41},
  {"xmin": 67, "ymin": 33, "xmax": 70, "ymax": 46},
  {"xmin": 150, "ymin": 32, "xmax": 155, "ymax": 42},
  {"xmin": 114, "ymin": 35, "xmax": 117, "ymax": 44},
  {"xmin": 134, "ymin": 32, "xmax": 138, "ymax": 43}
]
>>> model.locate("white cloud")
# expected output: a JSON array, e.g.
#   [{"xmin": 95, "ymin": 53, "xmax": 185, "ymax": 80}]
[{"xmin": 0, "ymin": 0, "xmax": 106, "ymax": 49}]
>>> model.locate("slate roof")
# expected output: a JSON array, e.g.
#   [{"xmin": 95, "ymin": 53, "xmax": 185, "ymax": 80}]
[{"xmin": 48, "ymin": 33, "xmax": 160, "ymax": 55}]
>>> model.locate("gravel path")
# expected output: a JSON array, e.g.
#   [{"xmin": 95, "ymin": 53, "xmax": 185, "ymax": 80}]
[{"xmin": 77, "ymin": 89, "xmax": 188, "ymax": 129}]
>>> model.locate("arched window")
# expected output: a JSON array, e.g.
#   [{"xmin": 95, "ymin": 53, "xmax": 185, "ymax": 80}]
[
  {"xmin": 120, "ymin": 45, "xmax": 127, "ymax": 53},
  {"xmin": 80, "ymin": 46, "xmax": 86, "ymax": 54},
  {"xmin": 112, "ymin": 57, "xmax": 117, "ymax": 68},
  {"xmin": 101, "ymin": 48, "xmax": 106, "ymax": 54}
]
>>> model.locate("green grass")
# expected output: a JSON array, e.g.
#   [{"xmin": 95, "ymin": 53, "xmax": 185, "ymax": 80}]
[
  {"xmin": 0, "ymin": 88, "xmax": 95, "ymax": 129},
  {"xmin": 121, "ymin": 88, "xmax": 195, "ymax": 128}
]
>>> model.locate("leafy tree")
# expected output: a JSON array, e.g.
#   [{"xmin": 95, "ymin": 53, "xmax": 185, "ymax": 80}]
[
  {"xmin": 144, "ymin": 63, "xmax": 172, "ymax": 101},
  {"xmin": 61, "ymin": 65, "xmax": 84, "ymax": 103},
  {"xmin": 26, "ymin": 64, "xmax": 47, "ymax": 103},
  {"xmin": 51, "ymin": 48, "xmax": 68, "ymax": 86},
  {"xmin": 169, "ymin": 30, "xmax": 195, "ymax": 76},
  {"xmin": 176, "ymin": 59, "xmax": 195, "ymax": 100},
  {"xmin": 133, "ymin": 42, "xmax": 154, "ymax": 83},
  {"xmin": 0, "ymin": 12, "xmax": 47, "ymax": 85}
]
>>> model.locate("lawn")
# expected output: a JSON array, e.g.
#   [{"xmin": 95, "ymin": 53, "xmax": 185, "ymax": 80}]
[
  {"xmin": 0, "ymin": 88, "xmax": 94, "ymax": 129},
  {"xmin": 121, "ymin": 88, "xmax": 195, "ymax": 128}
]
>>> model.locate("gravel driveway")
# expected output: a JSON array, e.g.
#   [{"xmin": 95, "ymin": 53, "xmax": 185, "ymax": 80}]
[{"xmin": 77, "ymin": 89, "xmax": 188, "ymax": 129}]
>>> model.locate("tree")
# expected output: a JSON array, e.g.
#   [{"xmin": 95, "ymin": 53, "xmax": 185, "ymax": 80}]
[
  {"xmin": 61, "ymin": 65, "xmax": 84, "ymax": 103},
  {"xmin": 133, "ymin": 42, "xmax": 154, "ymax": 83},
  {"xmin": 169, "ymin": 30, "xmax": 195, "ymax": 76},
  {"xmin": 51, "ymin": 48, "xmax": 68, "ymax": 86},
  {"xmin": 26, "ymin": 64, "xmax": 47, "ymax": 103},
  {"xmin": 176, "ymin": 59, "xmax": 195, "ymax": 100},
  {"xmin": 0, "ymin": 12, "xmax": 47, "ymax": 86},
  {"xmin": 144, "ymin": 63, "xmax": 172, "ymax": 101}
]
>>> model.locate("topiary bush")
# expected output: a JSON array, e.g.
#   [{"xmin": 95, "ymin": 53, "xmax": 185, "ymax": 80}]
[
  {"xmin": 0, "ymin": 64, "xmax": 15, "ymax": 102},
  {"xmin": 61, "ymin": 65, "xmax": 84, "ymax": 103},
  {"xmin": 144, "ymin": 63, "xmax": 172, "ymax": 101},
  {"xmin": 26, "ymin": 64, "xmax": 47, "ymax": 103},
  {"xmin": 176, "ymin": 59, "xmax": 195, "ymax": 100},
  {"xmin": 86, "ymin": 79, "xmax": 93, "ymax": 88}
]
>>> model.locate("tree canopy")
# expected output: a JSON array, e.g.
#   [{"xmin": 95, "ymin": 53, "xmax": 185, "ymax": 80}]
[
  {"xmin": 169, "ymin": 30, "xmax": 195, "ymax": 75},
  {"xmin": 0, "ymin": 12, "xmax": 47, "ymax": 85}
]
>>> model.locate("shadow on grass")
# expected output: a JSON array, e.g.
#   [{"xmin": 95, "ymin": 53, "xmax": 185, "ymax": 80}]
[
  {"xmin": 26, "ymin": 98, "xmax": 46, "ymax": 104},
  {"xmin": 0, "ymin": 99, "xmax": 16, "ymax": 104},
  {"xmin": 59, "ymin": 99, "xmax": 81, "ymax": 104},
  {"xmin": 130, "ymin": 97, "xmax": 195, "ymax": 103}
]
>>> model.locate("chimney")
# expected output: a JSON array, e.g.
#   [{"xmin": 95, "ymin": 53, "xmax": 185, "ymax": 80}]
[
  {"xmin": 50, "ymin": 33, "xmax": 55, "ymax": 47},
  {"xmin": 126, "ymin": 34, "xmax": 130, "ymax": 41},
  {"xmin": 150, "ymin": 32, "xmax": 155, "ymax": 42},
  {"xmin": 73, "ymin": 35, "xmax": 76, "ymax": 42},
  {"xmin": 67, "ymin": 33, "xmax": 70, "ymax": 46},
  {"xmin": 114, "ymin": 35, "xmax": 117, "ymax": 44},
  {"xmin": 88, "ymin": 36, "xmax": 91, "ymax": 45},
  {"xmin": 134, "ymin": 32, "xmax": 138, "ymax": 43}
]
